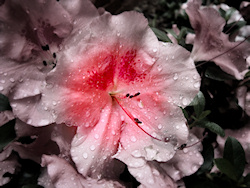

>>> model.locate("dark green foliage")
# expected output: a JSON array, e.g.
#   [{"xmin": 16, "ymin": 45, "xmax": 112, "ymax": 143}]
[
  {"xmin": 0, "ymin": 119, "xmax": 16, "ymax": 151},
  {"xmin": 0, "ymin": 93, "xmax": 11, "ymax": 112}
]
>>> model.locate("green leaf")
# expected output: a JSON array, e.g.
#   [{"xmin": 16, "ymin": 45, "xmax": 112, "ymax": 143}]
[
  {"xmin": 0, "ymin": 93, "xmax": 12, "ymax": 112},
  {"xmin": 181, "ymin": 107, "xmax": 189, "ymax": 120},
  {"xmin": 205, "ymin": 66, "xmax": 236, "ymax": 81},
  {"xmin": 223, "ymin": 137, "xmax": 246, "ymax": 180},
  {"xmin": 214, "ymin": 158, "xmax": 238, "ymax": 181},
  {"xmin": 189, "ymin": 91, "xmax": 205, "ymax": 117},
  {"xmin": 195, "ymin": 121, "xmax": 225, "ymax": 137},
  {"xmin": 0, "ymin": 119, "xmax": 16, "ymax": 151},
  {"xmin": 198, "ymin": 110, "xmax": 211, "ymax": 120},
  {"xmin": 151, "ymin": 28, "xmax": 172, "ymax": 42},
  {"xmin": 165, "ymin": 29, "xmax": 178, "ymax": 39},
  {"xmin": 244, "ymin": 70, "xmax": 250, "ymax": 78}
]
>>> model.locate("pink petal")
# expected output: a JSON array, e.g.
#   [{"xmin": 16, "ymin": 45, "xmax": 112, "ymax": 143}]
[
  {"xmin": 71, "ymin": 105, "xmax": 125, "ymax": 178},
  {"xmin": 237, "ymin": 86, "xmax": 250, "ymax": 116},
  {"xmin": 159, "ymin": 133, "xmax": 203, "ymax": 181},
  {"xmin": 127, "ymin": 161, "xmax": 178, "ymax": 188},
  {"xmin": 7, "ymin": 119, "xmax": 59, "ymax": 163},
  {"xmin": 59, "ymin": 0, "xmax": 99, "ymax": 33},
  {"xmin": 0, "ymin": 154, "xmax": 20, "ymax": 186},
  {"xmin": 41, "ymin": 155, "xmax": 125, "ymax": 188},
  {"xmin": 186, "ymin": 0, "xmax": 250, "ymax": 80},
  {"xmin": 114, "ymin": 102, "xmax": 187, "ymax": 164}
]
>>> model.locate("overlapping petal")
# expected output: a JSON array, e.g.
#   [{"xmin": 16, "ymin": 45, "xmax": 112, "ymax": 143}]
[
  {"xmin": 41, "ymin": 155, "xmax": 125, "ymax": 188},
  {"xmin": 71, "ymin": 104, "xmax": 125, "ymax": 179}
]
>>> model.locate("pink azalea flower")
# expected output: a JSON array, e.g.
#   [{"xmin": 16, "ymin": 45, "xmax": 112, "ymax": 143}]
[
  {"xmin": 185, "ymin": 0, "xmax": 250, "ymax": 80},
  {"xmin": 36, "ymin": 10, "xmax": 201, "ymax": 187},
  {"xmin": 1, "ymin": 0, "xmax": 203, "ymax": 187}
]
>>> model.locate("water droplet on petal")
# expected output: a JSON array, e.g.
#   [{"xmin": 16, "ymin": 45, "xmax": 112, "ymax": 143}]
[
  {"xmin": 182, "ymin": 98, "xmax": 189, "ymax": 106},
  {"xmin": 0, "ymin": 86, "xmax": 3, "ymax": 91},
  {"xmin": 131, "ymin": 150, "xmax": 141, "ymax": 157},
  {"xmin": 192, "ymin": 165, "xmax": 199, "ymax": 172},
  {"xmin": 158, "ymin": 124, "xmax": 163, "ymax": 130},
  {"xmin": 153, "ymin": 48, "xmax": 157, "ymax": 52},
  {"xmin": 83, "ymin": 153, "xmax": 88, "ymax": 159},
  {"xmin": 0, "ymin": 80, "xmax": 5, "ymax": 83},
  {"xmin": 157, "ymin": 65, "xmax": 163, "ymax": 72},
  {"xmin": 147, "ymin": 179, "xmax": 154, "ymax": 184},
  {"xmin": 130, "ymin": 136, "xmax": 137, "ymax": 142},
  {"xmin": 145, "ymin": 147, "xmax": 157, "ymax": 160},
  {"xmin": 94, "ymin": 134, "xmax": 99, "ymax": 139},
  {"xmin": 138, "ymin": 100, "xmax": 144, "ymax": 108},
  {"xmin": 90, "ymin": 145, "xmax": 96, "ymax": 151},
  {"xmin": 85, "ymin": 111, "xmax": 90, "ymax": 117},
  {"xmin": 9, "ymin": 78, "xmax": 15, "ymax": 83},
  {"xmin": 173, "ymin": 73, "xmax": 178, "ymax": 80},
  {"xmin": 39, "ymin": 119, "xmax": 50, "ymax": 125},
  {"xmin": 52, "ymin": 101, "xmax": 57, "ymax": 106},
  {"xmin": 194, "ymin": 82, "xmax": 200, "ymax": 88}
]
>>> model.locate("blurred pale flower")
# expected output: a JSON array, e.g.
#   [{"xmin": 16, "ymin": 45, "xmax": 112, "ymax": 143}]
[{"xmin": 185, "ymin": 0, "xmax": 250, "ymax": 80}]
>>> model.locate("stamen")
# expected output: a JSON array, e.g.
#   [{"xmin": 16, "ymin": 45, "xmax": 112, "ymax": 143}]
[
  {"xmin": 134, "ymin": 92, "xmax": 140, "ymax": 97},
  {"xmin": 53, "ymin": 53, "xmax": 56, "ymax": 59},
  {"xmin": 113, "ymin": 96, "xmax": 169, "ymax": 143},
  {"xmin": 127, "ymin": 92, "xmax": 140, "ymax": 98},
  {"xmin": 177, "ymin": 132, "xmax": 208, "ymax": 150}
]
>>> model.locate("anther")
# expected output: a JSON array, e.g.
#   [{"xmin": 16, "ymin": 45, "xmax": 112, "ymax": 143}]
[
  {"xmin": 128, "ymin": 92, "xmax": 140, "ymax": 98},
  {"xmin": 126, "ymin": 93, "xmax": 130, "ymax": 97},
  {"xmin": 41, "ymin": 44, "xmax": 49, "ymax": 51},
  {"xmin": 43, "ymin": 61, "xmax": 47, "ymax": 66},
  {"xmin": 134, "ymin": 92, "xmax": 140, "ymax": 97},
  {"xmin": 177, "ymin": 144, "xmax": 187, "ymax": 150},
  {"xmin": 53, "ymin": 53, "xmax": 56, "ymax": 58},
  {"xmin": 134, "ymin": 118, "xmax": 142, "ymax": 124},
  {"xmin": 52, "ymin": 62, "xmax": 57, "ymax": 69}
]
